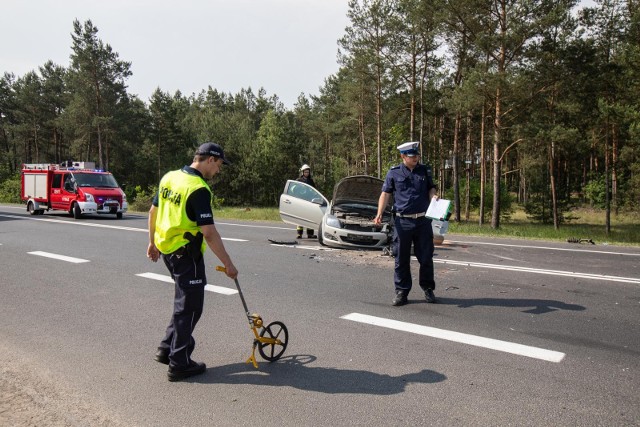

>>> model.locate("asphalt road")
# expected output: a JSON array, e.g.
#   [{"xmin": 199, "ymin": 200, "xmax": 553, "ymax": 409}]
[{"xmin": 0, "ymin": 204, "xmax": 639, "ymax": 426}]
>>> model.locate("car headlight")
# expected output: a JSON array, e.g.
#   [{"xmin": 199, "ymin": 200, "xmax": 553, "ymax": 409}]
[
  {"xmin": 325, "ymin": 215, "xmax": 342, "ymax": 229},
  {"xmin": 84, "ymin": 192, "xmax": 94, "ymax": 202}
]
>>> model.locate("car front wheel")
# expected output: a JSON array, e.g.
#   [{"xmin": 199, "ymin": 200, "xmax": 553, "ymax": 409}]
[
  {"xmin": 318, "ymin": 223, "xmax": 326, "ymax": 246},
  {"xmin": 73, "ymin": 203, "xmax": 82, "ymax": 219}
]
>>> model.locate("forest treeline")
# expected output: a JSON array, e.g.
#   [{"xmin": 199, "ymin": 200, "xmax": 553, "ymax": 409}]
[{"xmin": 1, "ymin": 0, "xmax": 638, "ymax": 229}]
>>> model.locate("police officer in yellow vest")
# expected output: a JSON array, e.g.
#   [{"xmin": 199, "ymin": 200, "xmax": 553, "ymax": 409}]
[{"xmin": 147, "ymin": 142, "xmax": 238, "ymax": 382}]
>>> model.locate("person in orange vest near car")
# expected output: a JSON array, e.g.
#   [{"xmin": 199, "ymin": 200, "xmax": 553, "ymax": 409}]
[{"xmin": 296, "ymin": 164, "xmax": 317, "ymax": 239}]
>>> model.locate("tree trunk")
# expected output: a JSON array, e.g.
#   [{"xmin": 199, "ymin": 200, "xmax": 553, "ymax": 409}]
[
  {"xmin": 550, "ymin": 139, "xmax": 559, "ymax": 229},
  {"xmin": 376, "ymin": 64, "xmax": 382, "ymax": 179},
  {"xmin": 479, "ymin": 103, "xmax": 486, "ymax": 225},
  {"xmin": 605, "ymin": 123, "xmax": 611, "ymax": 236},
  {"xmin": 491, "ymin": 85, "xmax": 502, "ymax": 230},
  {"xmin": 439, "ymin": 115, "xmax": 445, "ymax": 194},
  {"xmin": 359, "ymin": 106, "xmax": 368, "ymax": 175},
  {"xmin": 611, "ymin": 122, "xmax": 618, "ymax": 215},
  {"xmin": 453, "ymin": 112, "xmax": 461, "ymax": 222},
  {"xmin": 465, "ymin": 111, "xmax": 471, "ymax": 221}
]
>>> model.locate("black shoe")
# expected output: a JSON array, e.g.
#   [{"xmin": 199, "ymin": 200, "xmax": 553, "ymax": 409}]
[
  {"xmin": 296, "ymin": 235, "xmax": 303, "ymax": 239},
  {"xmin": 425, "ymin": 289, "xmax": 437, "ymax": 303},
  {"xmin": 167, "ymin": 361, "xmax": 206, "ymax": 382},
  {"xmin": 154, "ymin": 348, "xmax": 169, "ymax": 365},
  {"xmin": 392, "ymin": 291, "xmax": 408, "ymax": 306}
]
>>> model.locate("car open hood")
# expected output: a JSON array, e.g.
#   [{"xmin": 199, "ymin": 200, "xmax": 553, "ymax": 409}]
[{"xmin": 332, "ymin": 175, "xmax": 386, "ymax": 206}]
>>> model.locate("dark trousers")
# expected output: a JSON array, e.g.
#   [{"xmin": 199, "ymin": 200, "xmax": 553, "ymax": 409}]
[
  {"xmin": 159, "ymin": 252, "xmax": 206, "ymax": 369},
  {"xmin": 296, "ymin": 226, "xmax": 315, "ymax": 236},
  {"xmin": 393, "ymin": 216, "xmax": 435, "ymax": 293}
]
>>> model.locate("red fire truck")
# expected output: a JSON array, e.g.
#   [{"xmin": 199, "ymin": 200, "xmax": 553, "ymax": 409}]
[{"xmin": 21, "ymin": 162, "xmax": 128, "ymax": 219}]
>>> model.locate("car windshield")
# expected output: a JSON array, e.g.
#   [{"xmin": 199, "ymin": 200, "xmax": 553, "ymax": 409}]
[{"xmin": 72, "ymin": 172, "xmax": 119, "ymax": 188}]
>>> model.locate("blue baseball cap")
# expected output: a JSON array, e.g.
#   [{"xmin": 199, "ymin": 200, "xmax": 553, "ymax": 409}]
[{"xmin": 196, "ymin": 142, "xmax": 231, "ymax": 165}]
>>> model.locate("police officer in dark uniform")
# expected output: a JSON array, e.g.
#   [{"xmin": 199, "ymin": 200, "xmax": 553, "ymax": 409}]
[
  {"xmin": 147, "ymin": 142, "xmax": 238, "ymax": 381},
  {"xmin": 374, "ymin": 142, "xmax": 438, "ymax": 306}
]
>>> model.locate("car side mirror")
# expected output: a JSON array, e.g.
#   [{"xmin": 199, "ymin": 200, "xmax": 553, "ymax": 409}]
[{"xmin": 311, "ymin": 198, "xmax": 326, "ymax": 206}]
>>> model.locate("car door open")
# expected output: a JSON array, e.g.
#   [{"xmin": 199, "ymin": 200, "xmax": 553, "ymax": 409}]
[{"xmin": 279, "ymin": 180, "xmax": 328, "ymax": 230}]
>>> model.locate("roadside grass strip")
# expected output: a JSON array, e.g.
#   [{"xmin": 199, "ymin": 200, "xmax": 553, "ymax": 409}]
[
  {"xmin": 433, "ymin": 259, "xmax": 640, "ymax": 285},
  {"xmin": 341, "ymin": 312, "xmax": 566, "ymax": 363},
  {"xmin": 27, "ymin": 251, "xmax": 89, "ymax": 264},
  {"xmin": 136, "ymin": 272, "xmax": 238, "ymax": 295}
]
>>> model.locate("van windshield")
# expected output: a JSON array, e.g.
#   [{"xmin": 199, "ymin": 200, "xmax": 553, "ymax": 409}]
[{"xmin": 72, "ymin": 172, "xmax": 119, "ymax": 188}]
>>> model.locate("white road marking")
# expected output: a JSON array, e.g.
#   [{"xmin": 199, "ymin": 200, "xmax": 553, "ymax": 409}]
[
  {"xmin": 28, "ymin": 251, "xmax": 89, "ymax": 263},
  {"xmin": 341, "ymin": 313, "xmax": 566, "ymax": 363},
  {"xmin": 136, "ymin": 272, "xmax": 238, "ymax": 295},
  {"xmin": 447, "ymin": 239, "xmax": 640, "ymax": 256},
  {"xmin": 217, "ymin": 221, "xmax": 293, "ymax": 230},
  {"xmin": 0, "ymin": 213, "xmax": 147, "ymax": 232},
  {"xmin": 433, "ymin": 259, "xmax": 640, "ymax": 284},
  {"xmin": 270, "ymin": 243, "xmax": 337, "ymax": 251},
  {"xmin": 0, "ymin": 214, "xmax": 246, "ymax": 241}
]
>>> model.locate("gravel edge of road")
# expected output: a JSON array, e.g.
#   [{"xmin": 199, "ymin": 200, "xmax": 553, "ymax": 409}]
[{"xmin": 0, "ymin": 343, "xmax": 131, "ymax": 427}]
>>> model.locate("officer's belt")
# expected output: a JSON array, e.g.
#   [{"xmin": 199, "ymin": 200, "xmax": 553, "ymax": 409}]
[
  {"xmin": 171, "ymin": 245, "xmax": 189, "ymax": 256},
  {"xmin": 396, "ymin": 211, "xmax": 426, "ymax": 219}
]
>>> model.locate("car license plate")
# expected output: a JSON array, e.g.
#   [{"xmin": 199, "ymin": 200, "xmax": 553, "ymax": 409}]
[{"xmin": 347, "ymin": 234, "xmax": 372, "ymax": 242}]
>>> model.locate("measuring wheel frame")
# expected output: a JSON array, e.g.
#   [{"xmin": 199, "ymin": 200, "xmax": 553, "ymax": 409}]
[
  {"xmin": 257, "ymin": 321, "xmax": 288, "ymax": 361},
  {"xmin": 216, "ymin": 266, "xmax": 289, "ymax": 368}
]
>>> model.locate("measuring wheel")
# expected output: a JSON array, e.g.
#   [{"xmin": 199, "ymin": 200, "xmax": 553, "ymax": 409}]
[{"xmin": 258, "ymin": 321, "xmax": 289, "ymax": 361}]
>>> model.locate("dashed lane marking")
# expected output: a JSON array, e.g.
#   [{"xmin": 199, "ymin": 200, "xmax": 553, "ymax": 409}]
[
  {"xmin": 341, "ymin": 312, "xmax": 566, "ymax": 363},
  {"xmin": 27, "ymin": 251, "xmax": 89, "ymax": 264},
  {"xmin": 136, "ymin": 272, "xmax": 238, "ymax": 295}
]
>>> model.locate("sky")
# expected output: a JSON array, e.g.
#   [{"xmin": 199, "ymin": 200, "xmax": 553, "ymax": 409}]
[{"xmin": 1, "ymin": 0, "xmax": 351, "ymax": 109}]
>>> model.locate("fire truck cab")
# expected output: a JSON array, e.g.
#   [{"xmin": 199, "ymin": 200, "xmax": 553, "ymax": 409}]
[{"xmin": 21, "ymin": 162, "xmax": 128, "ymax": 219}]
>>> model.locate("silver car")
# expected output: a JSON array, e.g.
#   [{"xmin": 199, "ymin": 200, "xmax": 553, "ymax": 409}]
[{"xmin": 279, "ymin": 175, "xmax": 448, "ymax": 249}]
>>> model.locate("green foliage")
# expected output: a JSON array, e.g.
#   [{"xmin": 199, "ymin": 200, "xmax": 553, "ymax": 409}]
[
  {"xmin": 127, "ymin": 183, "xmax": 224, "ymax": 212},
  {"xmin": 211, "ymin": 194, "xmax": 224, "ymax": 210},
  {"xmin": 129, "ymin": 184, "xmax": 157, "ymax": 212},
  {"xmin": 523, "ymin": 193, "xmax": 572, "ymax": 224},
  {"xmin": 583, "ymin": 175, "xmax": 607, "ymax": 208},
  {"xmin": 444, "ymin": 178, "xmax": 514, "ymax": 221},
  {"xmin": 0, "ymin": 174, "xmax": 21, "ymax": 203}
]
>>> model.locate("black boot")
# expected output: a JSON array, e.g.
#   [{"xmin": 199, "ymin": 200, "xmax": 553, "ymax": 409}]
[
  {"xmin": 392, "ymin": 291, "xmax": 408, "ymax": 306},
  {"xmin": 167, "ymin": 360, "xmax": 206, "ymax": 382}
]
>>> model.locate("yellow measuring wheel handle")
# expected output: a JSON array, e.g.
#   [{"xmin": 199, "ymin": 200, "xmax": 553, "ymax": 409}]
[
  {"xmin": 249, "ymin": 314, "xmax": 263, "ymax": 328},
  {"xmin": 216, "ymin": 265, "xmax": 262, "ymax": 369}
]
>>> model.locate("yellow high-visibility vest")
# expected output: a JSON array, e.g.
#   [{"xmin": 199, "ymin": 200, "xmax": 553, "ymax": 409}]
[{"xmin": 154, "ymin": 169, "xmax": 211, "ymax": 254}]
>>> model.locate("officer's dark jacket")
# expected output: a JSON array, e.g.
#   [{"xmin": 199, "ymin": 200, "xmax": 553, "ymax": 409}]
[{"xmin": 382, "ymin": 163, "xmax": 436, "ymax": 215}]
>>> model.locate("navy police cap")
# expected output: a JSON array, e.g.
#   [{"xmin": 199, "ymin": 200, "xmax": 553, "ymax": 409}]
[{"xmin": 196, "ymin": 142, "xmax": 231, "ymax": 165}]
